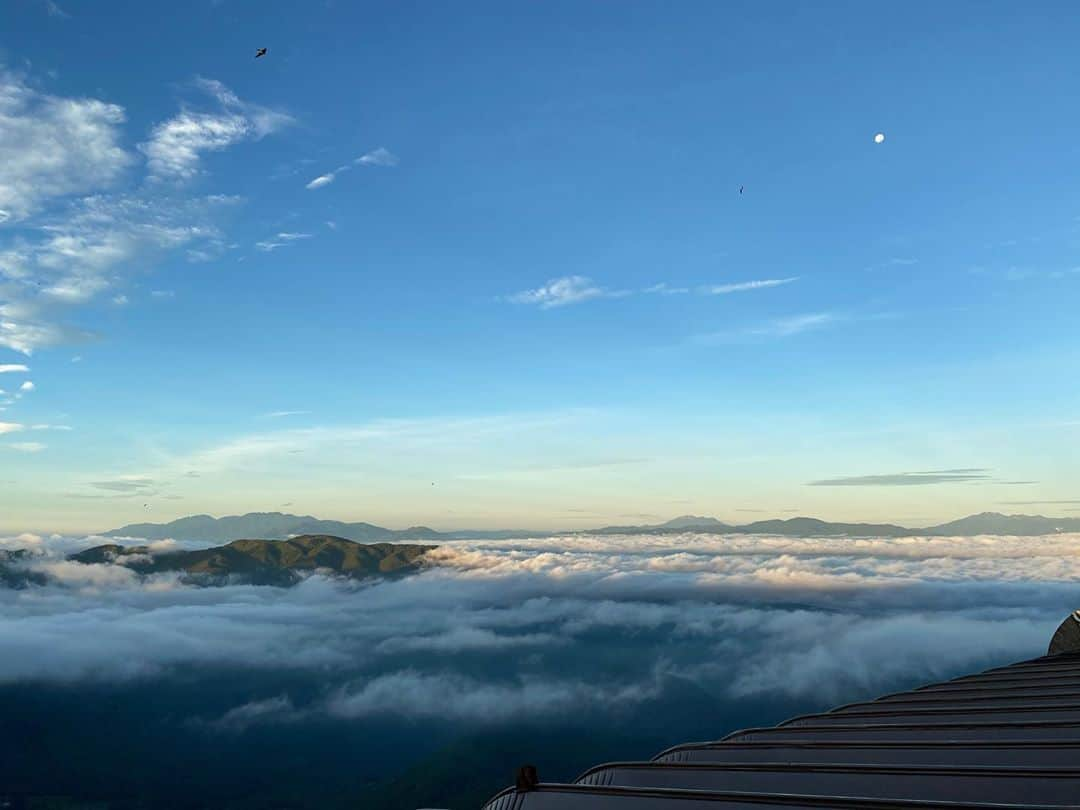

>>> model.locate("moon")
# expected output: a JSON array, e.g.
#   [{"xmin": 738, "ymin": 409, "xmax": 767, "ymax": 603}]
[{"xmin": 874, "ymin": 132, "xmax": 886, "ymax": 144}]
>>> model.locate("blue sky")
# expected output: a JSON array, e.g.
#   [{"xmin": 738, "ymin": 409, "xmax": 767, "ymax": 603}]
[{"xmin": 2, "ymin": 0, "xmax": 1079, "ymax": 533}]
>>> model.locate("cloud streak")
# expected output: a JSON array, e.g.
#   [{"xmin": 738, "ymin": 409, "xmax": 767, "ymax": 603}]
[
  {"xmin": 8, "ymin": 441, "xmax": 45, "ymax": 452},
  {"xmin": 809, "ymin": 469, "xmax": 992, "ymax": 486},
  {"xmin": 702, "ymin": 277, "xmax": 799, "ymax": 295},
  {"xmin": 508, "ymin": 276, "xmax": 624, "ymax": 308},
  {"xmin": 511, "ymin": 277, "xmax": 801, "ymax": 308},
  {"xmin": 305, "ymin": 147, "xmax": 398, "ymax": 190},
  {"xmin": 255, "ymin": 232, "xmax": 313, "ymax": 252}
]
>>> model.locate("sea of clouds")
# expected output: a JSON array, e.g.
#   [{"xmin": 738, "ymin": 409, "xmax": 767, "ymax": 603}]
[{"xmin": 2, "ymin": 531, "xmax": 1078, "ymax": 727}]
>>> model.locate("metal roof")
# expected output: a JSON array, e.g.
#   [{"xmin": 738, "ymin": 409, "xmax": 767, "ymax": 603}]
[{"xmin": 481, "ymin": 612, "xmax": 1080, "ymax": 809}]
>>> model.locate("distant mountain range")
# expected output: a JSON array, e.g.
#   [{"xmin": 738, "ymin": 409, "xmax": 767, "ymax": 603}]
[
  {"xmin": 69, "ymin": 535, "xmax": 436, "ymax": 586},
  {"xmin": 105, "ymin": 510, "xmax": 1080, "ymax": 542}
]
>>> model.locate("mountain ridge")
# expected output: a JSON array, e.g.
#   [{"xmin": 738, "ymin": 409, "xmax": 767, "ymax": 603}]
[
  {"xmin": 104, "ymin": 510, "xmax": 1080, "ymax": 542},
  {"xmin": 69, "ymin": 534, "xmax": 436, "ymax": 586}
]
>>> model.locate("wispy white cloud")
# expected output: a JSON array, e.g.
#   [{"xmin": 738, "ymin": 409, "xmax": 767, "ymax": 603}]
[
  {"xmin": 0, "ymin": 365, "xmax": 29, "ymax": 374},
  {"xmin": 111, "ymin": 294, "xmax": 129, "ymax": 306},
  {"xmin": 43, "ymin": 0, "xmax": 69, "ymax": 18},
  {"xmin": 140, "ymin": 78, "xmax": 292, "ymax": 181},
  {"xmin": 260, "ymin": 410, "xmax": 310, "ymax": 419},
  {"xmin": 120, "ymin": 410, "xmax": 597, "ymax": 482},
  {"xmin": 354, "ymin": 147, "xmax": 398, "ymax": 167},
  {"xmin": 8, "ymin": 441, "xmax": 45, "ymax": 452},
  {"xmin": 305, "ymin": 173, "xmax": 335, "ymax": 190},
  {"xmin": 752, "ymin": 312, "xmax": 834, "ymax": 337},
  {"xmin": 255, "ymin": 232, "xmax": 314, "ymax": 252},
  {"xmin": 0, "ymin": 422, "xmax": 24, "ymax": 435},
  {"xmin": 0, "ymin": 72, "xmax": 245, "ymax": 353},
  {"xmin": 643, "ymin": 283, "xmax": 690, "ymax": 295},
  {"xmin": 150, "ymin": 290, "xmax": 174, "ymax": 299},
  {"xmin": 0, "ymin": 313, "xmax": 92, "ymax": 355},
  {"xmin": 508, "ymin": 275, "xmax": 626, "ymax": 308},
  {"xmin": 511, "ymin": 276, "xmax": 801, "ymax": 308},
  {"xmin": 693, "ymin": 312, "xmax": 836, "ymax": 345},
  {"xmin": 305, "ymin": 147, "xmax": 398, "ymax": 190},
  {"xmin": 702, "ymin": 277, "xmax": 799, "ymax": 295},
  {"xmin": 19, "ymin": 380, "xmax": 34, "ymax": 392}
]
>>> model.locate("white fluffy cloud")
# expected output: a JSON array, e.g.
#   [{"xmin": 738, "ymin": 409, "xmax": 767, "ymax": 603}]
[
  {"xmin": 0, "ymin": 364, "xmax": 29, "ymax": 373},
  {"xmin": 0, "ymin": 71, "xmax": 131, "ymax": 221},
  {"xmin": 140, "ymin": 78, "xmax": 292, "ymax": 181},
  {"xmin": 0, "ymin": 71, "xmax": 271, "ymax": 354}
]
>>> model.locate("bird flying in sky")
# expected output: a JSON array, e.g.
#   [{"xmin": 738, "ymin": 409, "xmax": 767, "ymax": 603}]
[{"xmin": 255, "ymin": 47, "xmax": 268, "ymax": 58}]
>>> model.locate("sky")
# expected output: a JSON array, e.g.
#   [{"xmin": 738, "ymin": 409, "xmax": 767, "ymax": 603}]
[{"xmin": 2, "ymin": 0, "xmax": 1079, "ymax": 533}]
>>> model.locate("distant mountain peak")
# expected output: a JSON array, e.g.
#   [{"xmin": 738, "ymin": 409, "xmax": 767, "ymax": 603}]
[{"xmin": 662, "ymin": 515, "xmax": 728, "ymax": 527}]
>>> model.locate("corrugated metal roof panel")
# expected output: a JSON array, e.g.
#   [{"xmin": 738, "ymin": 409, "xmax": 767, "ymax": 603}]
[
  {"xmin": 479, "ymin": 612, "xmax": 1080, "ymax": 809},
  {"xmin": 653, "ymin": 741, "xmax": 1080, "ymax": 767},
  {"xmin": 484, "ymin": 784, "xmax": 1073, "ymax": 809},
  {"xmin": 573, "ymin": 762, "xmax": 1080, "ymax": 805}
]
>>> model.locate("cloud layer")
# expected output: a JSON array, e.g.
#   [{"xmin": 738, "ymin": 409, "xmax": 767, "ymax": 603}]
[{"xmin": 1, "ymin": 530, "xmax": 1073, "ymax": 717}]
